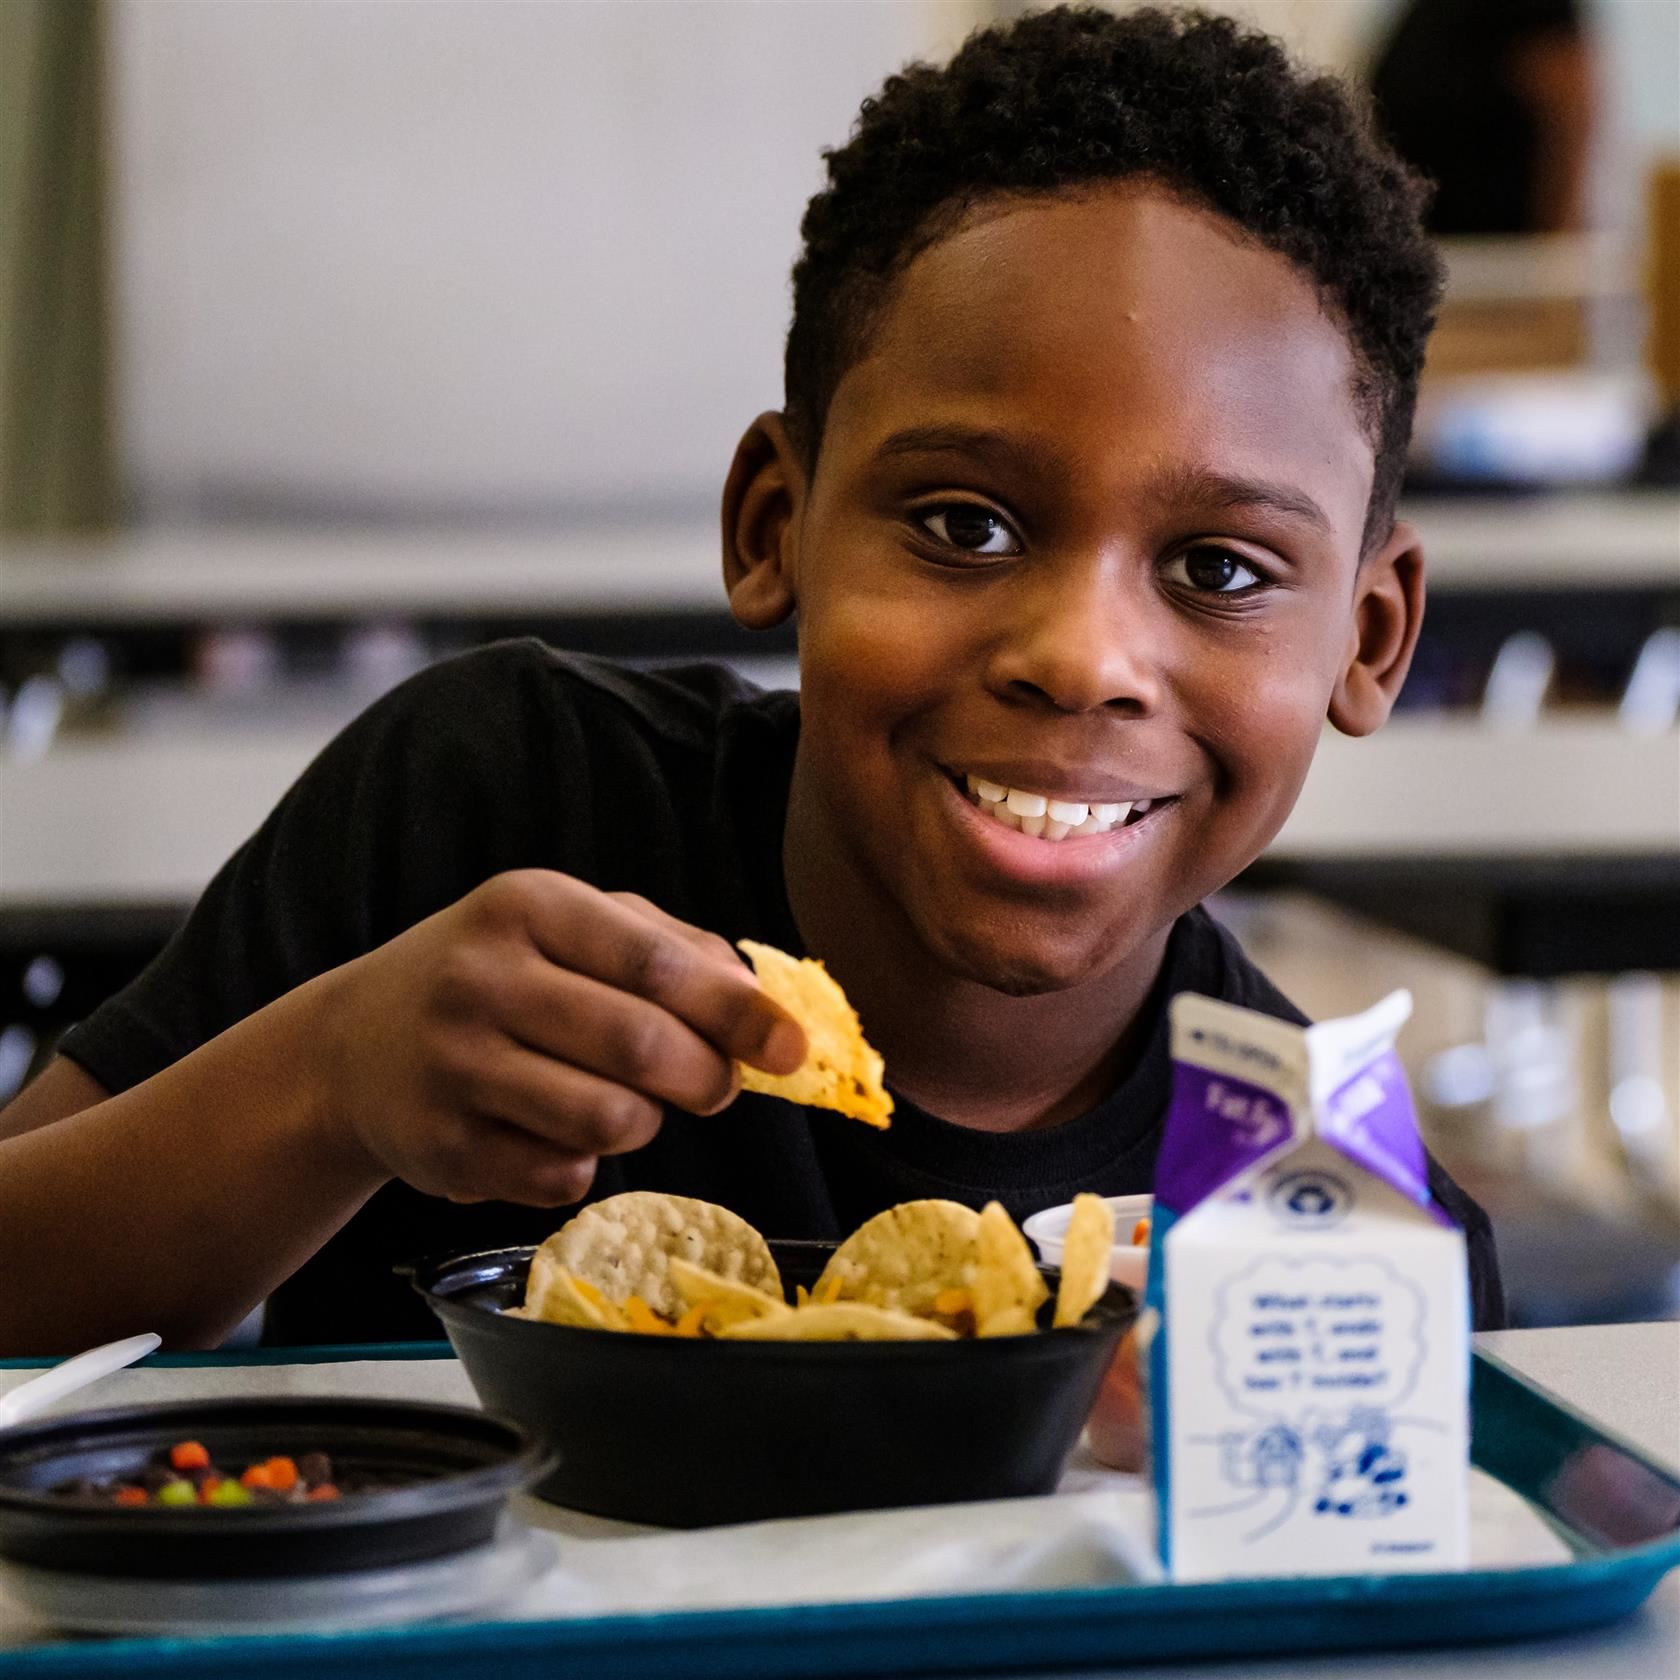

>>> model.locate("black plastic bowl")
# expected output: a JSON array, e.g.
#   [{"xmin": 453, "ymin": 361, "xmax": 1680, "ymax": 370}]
[
  {"xmin": 0, "ymin": 1398, "xmax": 549, "ymax": 1578},
  {"xmin": 406, "ymin": 1238, "xmax": 1135, "ymax": 1528}
]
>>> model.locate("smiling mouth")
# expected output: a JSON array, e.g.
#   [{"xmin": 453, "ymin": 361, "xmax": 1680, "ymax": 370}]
[{"xmin": 956, "ymin": 774, "xmax": 1175, "ymax": 841}]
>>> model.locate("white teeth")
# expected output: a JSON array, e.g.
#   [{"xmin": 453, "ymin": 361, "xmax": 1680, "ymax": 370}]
[{"xmin": 961, "ymin": 775, "xmax": 1164, "ymax": 842}]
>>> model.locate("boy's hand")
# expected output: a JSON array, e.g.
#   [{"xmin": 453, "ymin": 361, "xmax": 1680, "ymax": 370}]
[{"xmin": 316, "ymin": 871, "xmax": 808, "ymax": 1207}]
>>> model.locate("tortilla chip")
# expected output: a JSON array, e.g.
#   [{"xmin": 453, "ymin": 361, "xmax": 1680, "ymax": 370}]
[
  {"xmin": 623, "ymin": 1296, "xmax": 674, "ymax": 1335},
  {"xmin": 522, "ymin": 1254, "xmax": 613, "ymax": 1330},
  {"xmin": 568, "ymin": 1274, "xmax": 629, "ymax": 1329},
  {"xmin": 975, "ymin": 1305, "xmax": 1038, "ymax": 1338},
  {"xmin": 536, "ymin": 1191, "xmax": 781, "ymax": 1319},
  {"xmin": 812, "ymin": 1198, "xmax": 979, "ymax": 1318},
  {"xmin": 928, "ymin": 1286, "xmax": 976, "ymax": 1335},
  {"xmin": 672, "ymin": 1304, "xmax": 709, "ymax": 1337},
  {"xmin": 736, "ymin": 940, "xmax": 893, "ymax": 1128},
  {"xmin": 1053, "ymin": 1192, "xmax": 1117, "ymax": 1327},
  {"xmin": 972, "ymin": 1200, "xmax": 1049, "ymax": 1336},
  {"xmin": 667, "ymin": 1257, "xmax": 791, "ymax": 1332},
  {"xmin": 718, "ymin": 1302, "xmax": 956, "ymax": 1342}
]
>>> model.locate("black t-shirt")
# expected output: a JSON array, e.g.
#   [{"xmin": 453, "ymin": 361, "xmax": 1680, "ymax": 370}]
[
  {"xmin": 59, "ymin": 643, "xmax": 1505, "ymax": 1340},
  {"xmin": 1370, "ymin": 0, "xmax": 1582, "ymax": 236}
]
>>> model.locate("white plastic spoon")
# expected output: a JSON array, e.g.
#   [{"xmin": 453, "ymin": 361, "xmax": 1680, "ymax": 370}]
[{"xmin": 0, "ymin": 1333, "xmax": 162, "ymax": 1429}]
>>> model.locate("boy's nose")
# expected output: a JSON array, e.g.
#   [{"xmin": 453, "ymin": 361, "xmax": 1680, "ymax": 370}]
[{"xmin": 985, "ymin": 555, "xmax": 1163, "ymax": 716}]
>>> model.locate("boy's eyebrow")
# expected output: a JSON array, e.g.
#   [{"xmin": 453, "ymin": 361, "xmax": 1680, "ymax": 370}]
[
  {"xmin": 1148, "ymin": 465, "xmax": 1331, "ymax": 535},
  {"xmin": 873, "ymin": 424, "xmax": 1061, "ymax": 476},
  {"xmin": 872, "ymin": 429, "xmax": 1332, "ymax": 535}
]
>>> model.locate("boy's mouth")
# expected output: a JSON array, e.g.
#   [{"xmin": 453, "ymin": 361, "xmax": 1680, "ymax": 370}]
[{"xmin": 955, "ymin": 773, "xmax": 1173, "ymax": 842}]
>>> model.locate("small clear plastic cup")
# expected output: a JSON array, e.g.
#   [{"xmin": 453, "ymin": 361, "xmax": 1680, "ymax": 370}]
[{"xmin": 1022, "ymin": 1193, "xmax": 1152, "ymax": 1292}]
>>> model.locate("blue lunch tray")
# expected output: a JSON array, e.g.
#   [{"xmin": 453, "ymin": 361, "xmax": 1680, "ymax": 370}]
[{"xmin": 0, "ymin": 1345, "xmax": 1674, "ymax": 1677}]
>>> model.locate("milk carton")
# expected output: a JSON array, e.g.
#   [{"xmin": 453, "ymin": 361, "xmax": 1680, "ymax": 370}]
[{"xmin": 1145, "ymin": 989, "xmax": 1470, "ymax": 1581}]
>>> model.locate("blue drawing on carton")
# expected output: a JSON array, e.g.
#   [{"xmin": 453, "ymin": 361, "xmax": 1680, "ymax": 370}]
[{"xmin": 1188, "ymin": 1252, "xmax": 1433, "ymax": 1542}]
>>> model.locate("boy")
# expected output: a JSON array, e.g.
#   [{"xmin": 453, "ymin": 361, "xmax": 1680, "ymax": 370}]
[{"xmin": 0, "ymin": 6, "xmax": 1501, "ymax": 1354}]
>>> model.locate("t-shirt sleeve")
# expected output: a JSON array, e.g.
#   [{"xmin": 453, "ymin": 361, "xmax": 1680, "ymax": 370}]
[{"xmin": 56, "ymin": 642, "xmax": 589, "ymax": 1096}]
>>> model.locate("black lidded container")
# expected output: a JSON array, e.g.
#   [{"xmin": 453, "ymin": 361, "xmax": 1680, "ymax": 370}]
[
  {"xmin": 407, "ymin": 1238, "xmax": 1135, "ymax": 1529},
  {"xmin": 0, "ymin": 1398, "xmax": 548, "ymax": 1578}
]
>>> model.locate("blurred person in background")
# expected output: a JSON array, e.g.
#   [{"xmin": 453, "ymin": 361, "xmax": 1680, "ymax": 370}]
[{"xmin": 1369, "ymin": 0, "xmax": 1599, "ymax": 235}]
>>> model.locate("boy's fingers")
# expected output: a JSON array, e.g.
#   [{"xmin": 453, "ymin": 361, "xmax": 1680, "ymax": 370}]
[
  {"xmin": 601, "ymin": 895, "xmax": 808, "ymax": 1076},
  {"xmin": 466, "ymin": 1041, "xmax": 667, "ymax": 1156},
  {"xmin": 442, "ymin": 1118, "xmax": 602, "ymax": 1209},
  {"xmin": 494, "ymin": 963, "xmax": 743, "ymax": 1116},
  {"xmin": 607, "ymin": 896, "xmax": 780, "ymax": 1044},
  {"xmin": 747, "ymin": 1015, "xmax": 807, "ymax": 1077},
  {"xmin": 606, "ymin": 893, "xmax": 743, "ymax": 970},
  {"xmin": 515, "ymin": 877, "xmax": 805, "ymax": 1072}
]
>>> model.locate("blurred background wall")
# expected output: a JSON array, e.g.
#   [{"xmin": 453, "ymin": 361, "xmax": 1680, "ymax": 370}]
[
  {"xmin": 109, "ymin": 0, "xmax": 980, "ymax": 526},
  {"xmin": 1, "ymin": 0, "xmax": 1677, "ymax": 1329},
  {"xmin": 94, "ymin": 0, "xmax": 1680, "ymax": 526}
]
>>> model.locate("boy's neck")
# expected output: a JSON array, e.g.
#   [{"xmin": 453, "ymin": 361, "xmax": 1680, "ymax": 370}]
[{"xmin": 781, "ymin": 779, "xmax": 1171, "ymax": 1135}]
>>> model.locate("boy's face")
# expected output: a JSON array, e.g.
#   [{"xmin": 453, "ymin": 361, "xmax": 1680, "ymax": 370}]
[{"xmin": 730, "ymin": 184, "xmax": 1419, "ymax": 997}]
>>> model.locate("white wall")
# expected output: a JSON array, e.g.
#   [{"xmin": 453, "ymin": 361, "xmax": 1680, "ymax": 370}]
[
  {"xmin": 109, "ymin": 0, "xmax": 1675, "ymax": 526},
  {"xmin": 111, "ymin": 0, "xmax": 983, "ymax": 522}
]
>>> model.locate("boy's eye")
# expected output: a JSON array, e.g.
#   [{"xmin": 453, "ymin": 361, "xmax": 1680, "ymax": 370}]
[
  {"xmin": 917, "ymin": 504, "xmax": 1022, "ymax": 557},
  {"xmin": 1165, "ymin": 545, "xmax": 1265, "ymax": 595}
]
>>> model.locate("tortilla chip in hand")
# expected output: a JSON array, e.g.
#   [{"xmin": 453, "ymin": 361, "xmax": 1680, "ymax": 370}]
[{"xmin": 735, "ymin": 940, "xmax": 893, "ymax": 1129}]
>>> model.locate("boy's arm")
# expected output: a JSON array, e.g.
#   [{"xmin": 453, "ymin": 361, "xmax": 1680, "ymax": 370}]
[
  {"xmin": 0, "ymin": 874, "xmax": 805, "ymax": 1357},
  {"xmin": 0, "ymin": 977, "xmax": 387, "ymax": 1354},
  {"xmin": 0, "ymin": 652, "xmax": 803, "ymax": 1355},
  {"xmin": 0, "ymin": 1056, "xmax": 107, "ymax": 1141}
]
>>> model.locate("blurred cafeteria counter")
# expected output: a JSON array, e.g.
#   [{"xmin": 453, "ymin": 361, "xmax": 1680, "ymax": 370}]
[
  {"xmin": 2, "ymin": 491, "xmax": 1677, "ymax": 974},
  {"xmin": 1, "ymin": 494, "xmax": 1676, "ymax": 623},
  {"xmin": 2, "ymin": 715, "xmax": 1676, "ymax": 966}
]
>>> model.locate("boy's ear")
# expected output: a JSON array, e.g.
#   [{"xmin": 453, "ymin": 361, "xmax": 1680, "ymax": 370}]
[
  {"xmin": 1327, "ymin": 520, "xmax": 1426, "ymax": 738},
  {"xmin": 721, "ymin": 412, "xmax": 804, "ymax": 629}
]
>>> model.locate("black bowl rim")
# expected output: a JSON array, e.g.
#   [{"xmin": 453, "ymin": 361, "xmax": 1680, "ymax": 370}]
[
  {"xmin": 408, "ymin": 1239, "xmax": 1136, "ymax": 1361},
  {"xmin": 0, "ymin": 1396, "xmax": 551, "ymax": 1533}
]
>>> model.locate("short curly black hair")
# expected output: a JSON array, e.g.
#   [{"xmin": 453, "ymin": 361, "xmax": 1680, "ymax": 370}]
[{"xmin": 785, "ymin": 4, "xmax": 1441, "ymax": 552}]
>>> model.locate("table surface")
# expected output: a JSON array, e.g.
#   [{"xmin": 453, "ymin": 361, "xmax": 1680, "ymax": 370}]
[
  {"xmin": 0, "ymin": 494, "xmax": 1675, "ymax": 625},
  {"xmin": 0, "ymin": 1321, "xmax": 1674, "ymax": 1676}
]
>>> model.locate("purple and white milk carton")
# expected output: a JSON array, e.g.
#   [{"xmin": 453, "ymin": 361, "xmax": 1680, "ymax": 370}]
[{"xmin": 1144, "ymin": 989, "xmax": 1470, "ymax": 1581}]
